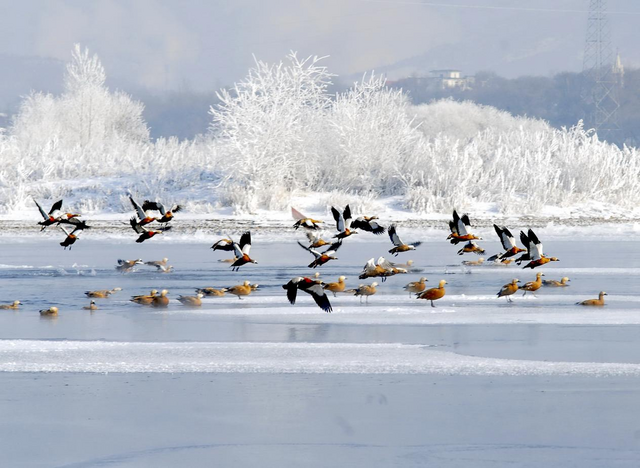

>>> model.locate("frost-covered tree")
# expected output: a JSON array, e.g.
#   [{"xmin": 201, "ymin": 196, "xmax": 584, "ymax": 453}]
[
  {"xmin": 210, "ymin": 53, "xmax": 333, "ymax": 211},
  {"xmin": 325, "ymin": 74, "xmax": 423, "ymax": 195},
  {"xmin": 11, "ymin": 44, "xmax": 148, "ymax": 151}
]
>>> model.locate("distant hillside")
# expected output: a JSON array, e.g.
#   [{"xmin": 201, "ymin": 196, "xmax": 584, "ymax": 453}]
[{"xmin": 389, "ymin": 69, "xmax": 639, "ymax": 147}]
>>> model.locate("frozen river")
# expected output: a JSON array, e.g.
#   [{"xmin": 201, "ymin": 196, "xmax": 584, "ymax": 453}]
[{"xmin": 1, "ymin": 234, "xmax": 640, "ymax": 467}]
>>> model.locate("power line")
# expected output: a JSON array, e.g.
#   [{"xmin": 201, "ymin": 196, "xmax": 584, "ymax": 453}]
[{"xmin": 353, "ymin": 0, "xmax": 640, "ymax": 15}]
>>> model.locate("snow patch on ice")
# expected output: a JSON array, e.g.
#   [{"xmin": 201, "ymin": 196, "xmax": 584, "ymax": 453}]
[{"xmin": 2, "ymin": 340, "xmax": 640, "ymax": 376}]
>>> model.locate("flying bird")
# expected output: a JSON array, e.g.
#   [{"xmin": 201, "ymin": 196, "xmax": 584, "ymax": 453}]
[
  {"xmin": 350, "ymin": 216, "xmax": 385, "ymax": 235},
  {"xmin": 488, "ymin": 225, "xmax": 527, "ymax": 262},
  {"xmin": 145, "ymin": 258, "xmax": 169, "ymax": 268},
  {"xmin": 211, "ymin": 238, "xmax": 236, "ymax": 252},
  {"xmin": 292, "ymin": 207, "xmax": 324, "ymax": 230},
  {"xmin": 297, "ymin": 240, "xmax": 342, "ymax": 268},
  {"xmin": 304, "ymin": 231, "xmax": 330, "ymax": 249},
  {"xmin": 282, "ymin": 276, "xmax": 333, "ymax": 312},
  {"xmin": 457, "ymin": 240, "xmax": 485, "ymax": 255},
  {"xmin": 59, "ymin": 225, "xmax": 85, "ymax": 250},
  {"xmin": 447, "ymin": 210, "xmax": 482, "ymax": 245},
  {"xmin": 129, "ymin": 195, "xmax": 156, "ymax": 226},
  {"xmin": 519, "ymin": 229, "xmax": 559, "ymax": 269},
  {"xmin": 116, "ymin": 259, "xmax": 143, "ymax": 273},
  {"xmin": 34, "ymin": 199, "xmax": 63, "ymax": 230},
  {"xmin": 142, "ymin": 200, "xmax": 182, "ymax": 223},
  {"xmin": 130, "ymin": 217, "xmax": 171, "ymax": 243},
  {"xmin": 230, "ymin": 232, "xmax": 258, "ymax": 271},
  {"xmin": 388, "ymin": 225, "xmax": 421, "ymax": 256},
  {"xmin": 331, "ymin": 205, "xmax": 357, "ymax": 239},
  {"xmin": 359, "ymin": 256, "xmax": 407, "ymax": 281}
]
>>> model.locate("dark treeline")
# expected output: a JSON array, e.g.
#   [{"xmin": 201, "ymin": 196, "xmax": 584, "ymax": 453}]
[{"xmin": 390, "ymin": 69, "xmax": 640, "ymax": 147}]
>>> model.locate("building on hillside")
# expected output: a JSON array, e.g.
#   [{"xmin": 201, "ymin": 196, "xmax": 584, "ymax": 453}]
[
  {"xmin": 429, "ymin": 70, "xmax": 475, "ymax": 90},
  {"xmin": 613, "ymin": 52, "xmax": 624, "ymax": 87}
]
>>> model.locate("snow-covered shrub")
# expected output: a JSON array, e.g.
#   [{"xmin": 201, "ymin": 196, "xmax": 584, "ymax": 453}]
[{"xmin": 0, "ymin": 46, "xmax": 639, "ymax": 217}]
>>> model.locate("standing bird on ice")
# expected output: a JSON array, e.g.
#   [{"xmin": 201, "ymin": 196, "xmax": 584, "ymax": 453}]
[
  {"xmin": 520, "ymin": 272, "xmax": 544, "ymax": 296},
  {"xmin": 129, "ymin": 195, "xmax": 157, "ymax": 226},
  {"xmin": 345, "ymin": 282, "xmax": 378, "ymax": 304},
  {"xmin": 416, "ymin": 280, "xmax": 447, "ymax": 307},
  {"xmin": 230, "ymin": 232, "xmax": 258, "ymax": 271},
  {"xmin": 227, "ymin": 281, "xmax": 253, "ymax": 299},
  {"xmin": 291, "ymin": 207, "xmax": 324, "ymax": 230},
  {"xmin": 34, "ymin": 199, "xmax": 63, "ymax": 230},
  {"xmin": 404, "ymin": 277, "xmax": 428, "ymax": 297},
  {"xmin": 323, "ymin": 276, "xmax": 348, "ymax": 297},
  {"xmin": 488, "ymin": 225, "xmax": 527, "ymax": 262},
  {"xmin": 282, "ymin": 277, "xmax": 333, "ymax": 313},
  {"xmin": 59, "ymin": 224, "xmax": 87, "ymax": 250},
  {"xmin": 297, "ymin": 240, "xmax": 342, "ymax": 268},
  {"xmin": 497, "ymin": 279, "xmax": 520, "ymax": 302},
  {"xmin": 519, "ymin": 229, "xmax": 559, "ymax": 269},
  {"xmin": 350, "ymin": 216, "xmax": 385, "ymax": 235},
  {"xmin": 331, "ymin": 205, "xmax": 357, "ymax": 239},
  {"xmin": 457, "ymin": 240, "xmax": 485, "ymax": 255},
  {"xmin": 142, "ymin": 200, "xmax": 182, "ymax": 223},
  {"xmin": 388, "ymin": 225, "xmax": 421, "ymax": 256},
  {"xmin": 447, "ymin": 210, "xmax": 482, "ymax": 245},
  {"xmin": 130, "ymin": 217, "xmax": 171, "ymax": 243},
  {"xmin": 577, "ymin": 291, "xmax": 607, "ymax": 306}
]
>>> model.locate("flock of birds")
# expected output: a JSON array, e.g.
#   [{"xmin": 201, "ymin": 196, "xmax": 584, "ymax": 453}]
[
  {"xmin": 34, "ymin": 196, "xmax": 180, "ymax": 247},
  {"xmin": 12, "ymin": 202, "xmax": 607, "ymax": 316}
]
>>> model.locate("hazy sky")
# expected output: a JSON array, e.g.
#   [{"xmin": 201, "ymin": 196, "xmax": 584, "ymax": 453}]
[{"xmin": 1, "ymin": 0, "xmax": 640, "ymax": 93}]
